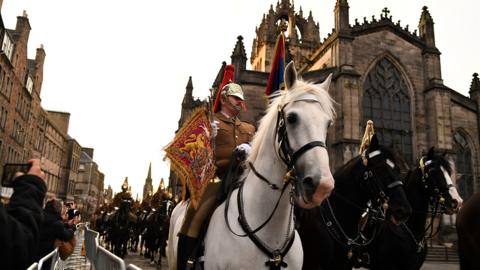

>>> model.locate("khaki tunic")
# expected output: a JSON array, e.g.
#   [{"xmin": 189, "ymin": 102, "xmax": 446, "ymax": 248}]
[{"xmin": 180, "ymin": 112, "xmax": 255, "ymax": 237}]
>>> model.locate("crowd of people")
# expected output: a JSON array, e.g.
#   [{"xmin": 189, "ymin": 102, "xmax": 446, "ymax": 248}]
[{"xmin": 0, "ymin": 159, "xmax": 81, "ymax": 270}]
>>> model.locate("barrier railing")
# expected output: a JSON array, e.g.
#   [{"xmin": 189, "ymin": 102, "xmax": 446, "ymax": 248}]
[
  {"xmin": 84, "ymin": 225, "xmax": 141, "ymax": 270},
  {"xmin": 37, "ymin": 248, "xmax": 59, "ymax": 270},
  {"xmin": 96, "ymin": 245, "xmax": 126, "ymax": 270},
  {"xmin": 126, "ymin": 264, "xmax": 143, "ymax": 270},
  {"xmin": 29, "ymin": 224, "xmax": 142, "ymax": 270},
  {"xmin": 84, "ymin": 226, "xmax": 99, "ymax": 263}
]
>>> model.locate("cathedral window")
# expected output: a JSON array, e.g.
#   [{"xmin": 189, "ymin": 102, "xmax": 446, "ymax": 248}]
[
  {"xmin": 453, "ymin": 131, "xmax": 475, "ymax": 200},
  {"xmin": 363, "ymin": 58, "xmax": 413, "ymax": 163}
]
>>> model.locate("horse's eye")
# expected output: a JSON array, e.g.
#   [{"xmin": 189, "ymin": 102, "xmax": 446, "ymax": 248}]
[{"xmin": 287, "ymin": 113, "xmax": 298, "ymax": 124}]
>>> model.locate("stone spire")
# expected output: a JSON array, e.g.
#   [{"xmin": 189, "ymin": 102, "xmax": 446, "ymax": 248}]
[
  {"xmin": 469, "ymin": 73, "xmax": 480, "ymax": 98},
  {"xmin": 335, "ymin": 0, "xmax": 350, "ymax": 34},
  {"xmin": 182, "ymin": 76, "xmax": 194, "ymax": 105},
  {"xmin": 418, "ymin": 6, "xmax": 435, "ymax": 47},
  {"xmin": 231, "ymin": 35, "xmax": 247, "ymax": 79},
  {"xmin": 143, "ymin": 163, "xmax": 153, "ymax": 200}
]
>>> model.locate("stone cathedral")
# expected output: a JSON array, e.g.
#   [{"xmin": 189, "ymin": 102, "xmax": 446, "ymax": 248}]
[{"xmin": 174, "ymin": 0, "xmax": 479, "ymax": 202}]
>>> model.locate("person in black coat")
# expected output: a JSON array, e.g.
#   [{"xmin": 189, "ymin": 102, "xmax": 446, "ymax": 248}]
[
  {"xmin": 36, "ymin": 198, "xmax": 75, "ymax": 268},
  {"xmin": 0, "ymin": 159, "xmax": 47, "ymax": 270}
]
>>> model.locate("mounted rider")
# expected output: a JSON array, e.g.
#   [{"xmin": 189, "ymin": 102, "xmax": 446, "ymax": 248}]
[
  {"xmin": 112, "ymin": 177, "xmax": 133, "ymax": 207},
  {"xmin": 177, "ymin": 77, "xmax": 256, "ymax": 270}
]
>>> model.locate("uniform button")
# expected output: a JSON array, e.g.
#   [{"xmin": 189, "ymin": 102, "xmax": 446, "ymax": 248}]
[{"xmin": 235, "ymin": 135, "xmax": 238, "ymax": 139}]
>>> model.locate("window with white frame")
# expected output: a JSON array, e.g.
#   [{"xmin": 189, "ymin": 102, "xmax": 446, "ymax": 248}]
[{"xmin": 1, "ymin": 33, "xmax": 14, "ymax": 61}]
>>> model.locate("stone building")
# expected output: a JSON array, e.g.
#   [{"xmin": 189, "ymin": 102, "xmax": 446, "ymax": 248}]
[
  {"xmin": 76, "ymin": 148, "xmax": 104, "ymax": 218},
  {"xmin": 176, "ymin": 0, "xmax": 479, "ymax": 201},
  {"xmin": 0, "ymin": 7, "xmax": 104, "ymax": 206}
]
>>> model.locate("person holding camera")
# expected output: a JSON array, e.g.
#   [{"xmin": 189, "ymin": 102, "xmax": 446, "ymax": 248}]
[
  {"xmin": 36, "ymin": 198, "xmax": 75, "ymax": 268},
  {"xmin": 0, "ymin": 159, "xmax": 47, "ymax": 270}
]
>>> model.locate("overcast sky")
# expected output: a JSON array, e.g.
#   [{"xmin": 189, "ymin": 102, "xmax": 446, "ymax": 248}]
[{"xmin": 1, "ymin": 0, "xmax": 478, "ymax": 199}]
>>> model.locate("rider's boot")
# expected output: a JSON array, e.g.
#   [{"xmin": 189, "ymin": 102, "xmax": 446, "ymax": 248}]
[{"xmin": 177, "ymin": 234, "xmax": 197, "ymax": 270}]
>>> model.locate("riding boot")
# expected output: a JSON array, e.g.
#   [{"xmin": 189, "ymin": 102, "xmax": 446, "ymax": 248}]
[{"xmin": 177, "ymin": 234, "xmax": 197, "ymax": 270}]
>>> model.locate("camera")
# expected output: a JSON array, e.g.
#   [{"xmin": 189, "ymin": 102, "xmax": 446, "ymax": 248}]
[{"xmin": 1, "ymin": 163, "xmax": 32, "ymax": 188}]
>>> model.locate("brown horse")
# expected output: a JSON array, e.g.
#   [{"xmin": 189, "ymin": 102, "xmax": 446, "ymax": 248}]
[{"xmin": 456, "ymin": 191, "xmax": 480, "ymax": 270}]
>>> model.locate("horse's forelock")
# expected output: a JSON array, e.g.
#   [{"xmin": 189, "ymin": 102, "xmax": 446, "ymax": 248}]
[{"xmin": 248, "ymin": 79, "xmax": 336, "ymax": 163}]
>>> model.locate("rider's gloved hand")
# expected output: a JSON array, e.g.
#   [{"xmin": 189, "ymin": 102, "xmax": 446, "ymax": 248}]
[
  {"xmin": 235, "ymin": 143, "xmax": 252, "ymax": 156},
  {"xmin": 211, "ymin": 120, "xmax": 220, "ymax": 138}
]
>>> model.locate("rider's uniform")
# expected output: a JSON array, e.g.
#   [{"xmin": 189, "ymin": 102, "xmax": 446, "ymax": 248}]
[{"xmin": 179, "ymin": 111, "xmax": 255, "ymax": 237}]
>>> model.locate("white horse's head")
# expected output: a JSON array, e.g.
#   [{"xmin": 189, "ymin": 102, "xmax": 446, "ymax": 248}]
[{"xmin": 248, "ymin": 62, "xmax": 335, "ymax": 208}]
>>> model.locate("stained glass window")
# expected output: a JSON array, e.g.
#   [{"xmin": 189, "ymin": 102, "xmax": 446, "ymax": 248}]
[
  {"xmin": 362, "ymin": 58, "xmax": 413, "ymax": 163},
  {"xmin": 453, "ymin": 132, "xmax": 474, "ymax": 200}
]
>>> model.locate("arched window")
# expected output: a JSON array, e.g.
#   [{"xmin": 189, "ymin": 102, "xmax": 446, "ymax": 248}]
[
  {"xmin": 363, "ymin": 58, "xmax": 413, "ymax": 163},
  {"xmin": 453, "ymin": 132, "xmax": 474, "ymax": 200}
]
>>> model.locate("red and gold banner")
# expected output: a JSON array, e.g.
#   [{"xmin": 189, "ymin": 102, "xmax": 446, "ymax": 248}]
[{"xmin": 164, "ymin": 107, "xmax": 216, "ymax": 208}]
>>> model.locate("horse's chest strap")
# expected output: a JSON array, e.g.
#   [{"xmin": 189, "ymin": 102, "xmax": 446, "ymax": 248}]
[{"xmin": 238, "ymin": 211, "xmax": 295, "ymax": 269}]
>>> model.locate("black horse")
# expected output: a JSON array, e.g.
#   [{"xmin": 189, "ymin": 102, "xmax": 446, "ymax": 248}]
[
  {"xmin": 107, "ymin": 199, "xmax": 136, "ymax": 258},
  {"xmin": 143, "ymin": 199, "xmax": 174, "ymax": 265},
  {"xmin": 457, "ymin": 191, "xmax": 480, "ymax": 270},
  {"xmin": 297, "ymin": 134, "xmax": 412, "ymax": 270},
  {"xmin": 364, "ymin": 147, "xmax": 461, "ymax": 270}
]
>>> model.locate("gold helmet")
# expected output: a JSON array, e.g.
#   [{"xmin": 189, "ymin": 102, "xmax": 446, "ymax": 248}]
[{"xmin": 222, "ymin": 83, "xmax": 244, "ymax": 101}]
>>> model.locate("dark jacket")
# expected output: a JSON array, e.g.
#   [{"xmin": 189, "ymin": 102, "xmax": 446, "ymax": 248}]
[
  {"xmin": 0, "ymin": 175, "xmax": 47, "ymax": 270},
  {"xmin": 36, "ymin": 205, "xmax": 74, "ymax": 261}
]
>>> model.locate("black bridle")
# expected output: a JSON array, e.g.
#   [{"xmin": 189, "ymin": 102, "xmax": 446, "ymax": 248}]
[
  {"xmin": 224, "ymin": 98, "xmax": 329, "ymax": 270},
  {"xmin": 321, "ymin": 150, "xmax": 404, "ymax": 259},
  {"xmin": 401, "ymin": 157, "xmax": 456, "ymax": 251}
]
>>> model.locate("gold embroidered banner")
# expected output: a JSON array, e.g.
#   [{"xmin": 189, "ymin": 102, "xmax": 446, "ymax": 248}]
[{"xmin": 164, "ymin": 107, "xmax": 215, "ymax": 208}]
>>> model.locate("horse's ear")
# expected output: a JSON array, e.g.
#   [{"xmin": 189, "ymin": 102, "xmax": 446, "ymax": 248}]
[
  {"xmin": 369, "ymin": 134, "xmax": 379, "ymax": 150},
  {"xmin": 285, "ymin": 61, "xmax": 297, "ymax": 90},
  {"xmin": 319, "ymin": 73, "xmax": 333, "ymax": 91},
  {"xmin": 427, "ymin": 147, "xmax": 435, "ymax": 159}
]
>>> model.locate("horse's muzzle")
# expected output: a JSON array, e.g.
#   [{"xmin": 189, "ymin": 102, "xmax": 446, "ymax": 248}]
[{"xmin": 297, "ymin": 176, "xmax": 334, "ymax": 209}]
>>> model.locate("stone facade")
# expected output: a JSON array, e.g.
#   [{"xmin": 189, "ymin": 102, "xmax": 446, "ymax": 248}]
[
  {"xmin": 177, "ymin": 0, "xmax": 480, "ymax": 201},
  {"xmin": 0, "ymin": 9, "xmax": 104, "ymax": 207}
]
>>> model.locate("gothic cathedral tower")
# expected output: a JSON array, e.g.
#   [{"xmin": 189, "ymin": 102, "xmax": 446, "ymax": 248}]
[
  {"xmin": 143, "ymin": 163, "xmax": 153, "ymax": 200},
  {"xmin": 250, "ymin": 0, "xmax": 320, "ymax": 72}
]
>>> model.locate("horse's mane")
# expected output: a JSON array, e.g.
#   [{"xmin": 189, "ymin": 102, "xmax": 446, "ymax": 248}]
[{"xmin": 248, "ymin": 79, "xmax": 336, "ymax": 163}]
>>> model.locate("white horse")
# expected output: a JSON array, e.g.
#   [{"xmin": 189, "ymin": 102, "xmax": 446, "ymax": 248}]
[{"xmin": 168, "ymin": 62, "xmax": 336, "ymax": 270}]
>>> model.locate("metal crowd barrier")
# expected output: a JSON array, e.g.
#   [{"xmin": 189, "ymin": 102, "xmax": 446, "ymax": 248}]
[
  {"xmin": 27, "ymin": 248, "xmax": 60, "ymax": 270},
  {"xmin": 126, "ymin": 264, "xmax": 143, "ymax": 270},
  {"xmin": 84, "ymin": 226, "xmax": 99, "ymax": 263},
  {"xmin": 84, "ymin": 225, "xmax": 141, "ymax": 270}
]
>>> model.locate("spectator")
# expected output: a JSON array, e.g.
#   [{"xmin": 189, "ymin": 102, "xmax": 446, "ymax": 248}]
[
  {"xmin": 0, "ymin": 159, "xmax": 47, "ymax": 270},
  {"xmin": 36, "ymin": 198, "xmax": 74, "ymax": 269},
  {"xmin": 65, "ymin": 208, "xmax": 81, "ymax": 231}
]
